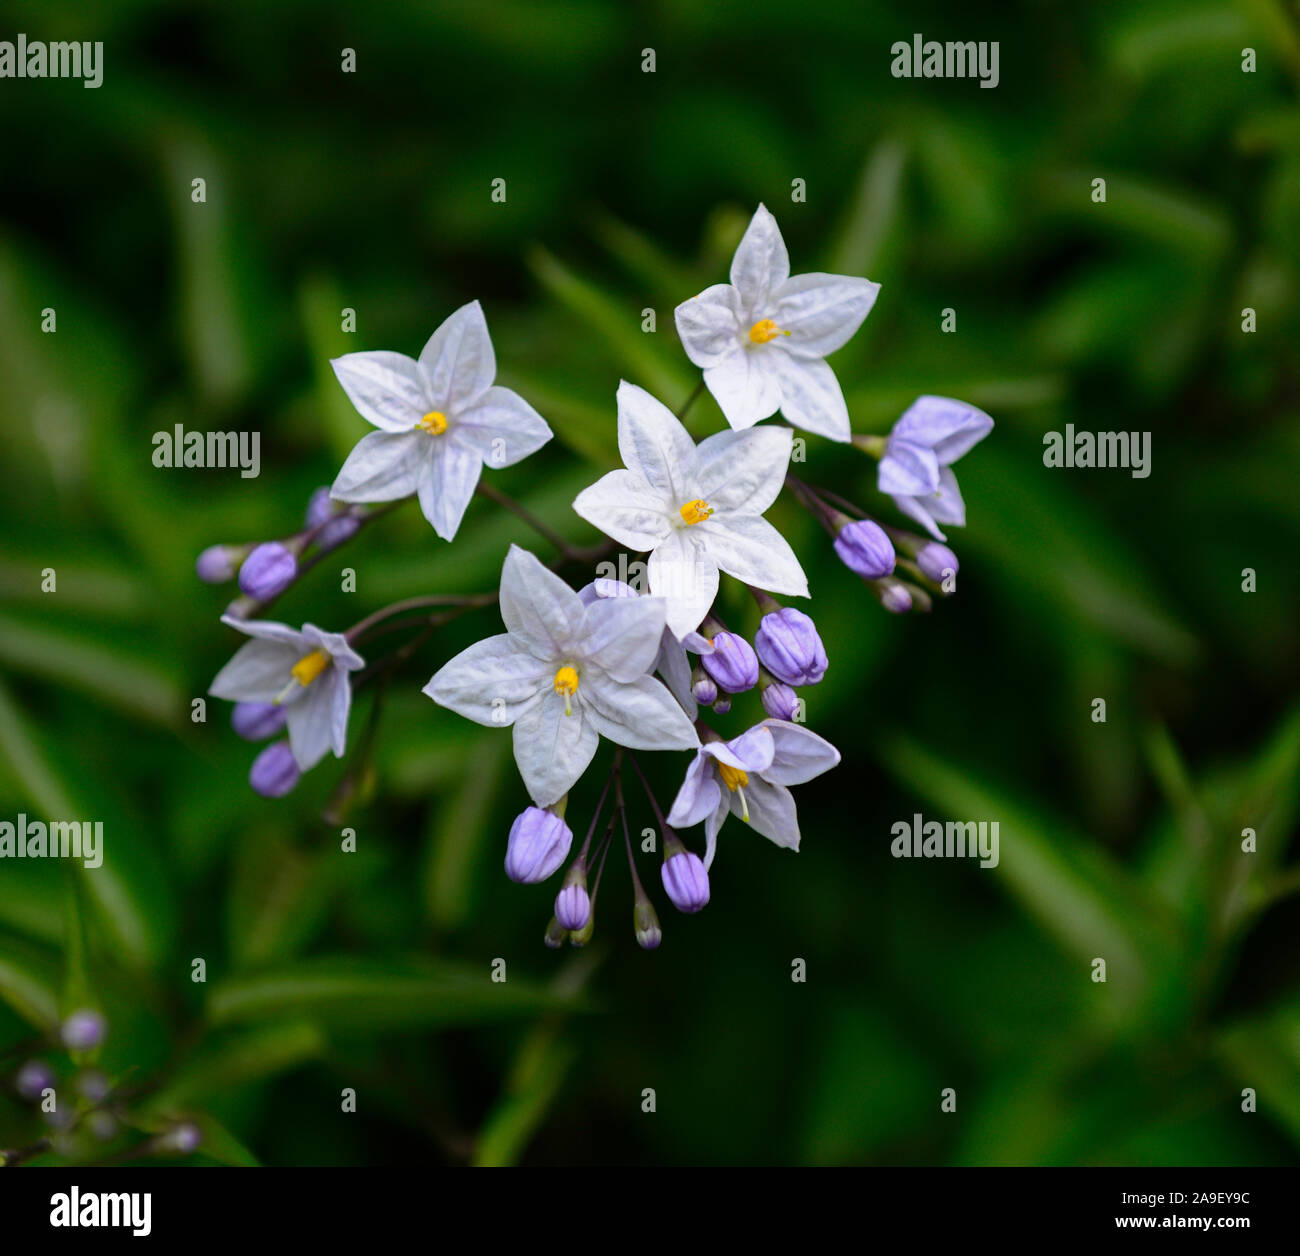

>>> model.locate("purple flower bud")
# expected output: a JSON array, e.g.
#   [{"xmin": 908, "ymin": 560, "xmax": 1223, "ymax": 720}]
[
  {"xmin": 306, "ymin": 488, "xmax": 361, "ymax": 552},
  {"xmin": 712, "ymin": 694, "xmax": 732, "ymax": 715},
  {"xmin": 76, "ymin": 1070, "xmax": 110, "ymax": 1103},
  {"xmin": 238, "ymin": 542, "xmax": 297, "ymax": 600},
  {"xmin": 754, "ymin": 608, "xmax": 828, "ymax": 686},
  {"xmin": 700, "ymin": 632, "xmax": 759, "ymax": 694},
  {"xmin": 691, "ymin": 673, "xmax": 718, "ymax": 706},
  {"xmin": 249, "ymin": 740, "xmax": 301, "ymax": 797},
  {"xmin": 554, "ymin": 884, "xmax": 591, "ymax": 931},
  {"xmin": 60, "ymin": 1009, "xmax": 106, "ymax": 1050},
  {"xmin": 661, "ymin": 852, "xmax": 710, "ymax": 914},
  {"xmin": 878, "ymin": 580, "xmax": 913, "ymax": 614},
  {"xmin": 834, "ymin": 519, "xmax": 896, "ymax": 579},
  {"xmin": 230, "ymin": 701, "xmax": 288, "ymax": 741},
  {"xmin": 633, "ymin": 899, "xmax": 662, "ymax": 950},
  {"xmin": 761, "ymin": 681, "xmax": 800, "ymax": 722},
  {"xmin": 195, "ymin": 544, "xmax": 240, "ymax": 584},
  {"xmin": 505, "ymin": 807, "xmax": 573, "ymax": 884},
  {"xmin": 915, "ymin": 542, "xmax": 959, "ymax": 583},
  {"xmin": 162, "ymin": 1123, "xmax": 202, "ymax": 1154},
  {"xmin": 15, "ymin": 1060, "xmax": 53, "ymax": 1099}
]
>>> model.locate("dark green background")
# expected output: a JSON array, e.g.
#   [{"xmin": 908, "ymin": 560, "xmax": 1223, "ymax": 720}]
[{"xmin": 1, "ymin": 0, "xmax": 1298, "ymax": 1165}]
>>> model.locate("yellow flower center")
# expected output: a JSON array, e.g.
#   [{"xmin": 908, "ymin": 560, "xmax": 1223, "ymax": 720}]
[
  {"xmin": 416, "ymin": 410, "xmax": 448, "ymax": 434},
  {"xmin": 553, "ymin": 665, "xmax": 579, "ymax": 716},
  {"xmin": 679, "ymin": 499, "xmax": 713, "ymax": 526},
  {"xmin": 291, "ymin": 649, "xmax": 330, "ymax": 687},
  {"xmin": 748, "ymin": 319, "xmax": 789, "ymax": 345},
  {"xmin": 717, "ymin": 762, "xmax": 749, "ymax": 791}
]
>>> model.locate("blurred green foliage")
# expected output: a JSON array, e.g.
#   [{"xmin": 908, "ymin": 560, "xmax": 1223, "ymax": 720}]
[{"xmin": 1, "ymin": 0, "xmax": 1298, "ymax": 1165}]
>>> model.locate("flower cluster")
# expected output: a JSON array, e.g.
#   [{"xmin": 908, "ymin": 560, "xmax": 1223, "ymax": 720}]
[
  {"xmin": 3, "ymin": 1010, "xmax": 201, "ymax": 1166},
  {"xmin": 197, "ymin": 205, "xmax": 992, "ymax": 949}
]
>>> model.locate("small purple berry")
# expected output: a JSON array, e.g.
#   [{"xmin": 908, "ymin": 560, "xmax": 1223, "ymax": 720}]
[
  {"xmin": 661, "ymin": 852, "xmax": 710, "ymax": 914},
  {"xmin": 554, "ymin": 883, "xmax": 591, "ymax": 931},
  {"xmin": 231, "ymin": 701, "xmax": 288, "ymax": 741},
  {"xmin": 700, "ymin": 632, "xmax": 759, "ymax": 694},
  {"xmin": 916, "ymin": 542, "xmax": 959, "ymax": 583},
  {"xmin": 505, "ymin": 807, "xmax": 573, "ymax": 884},
  {"xmin": 60, "ymin": 1009, "xmax": 106, "ymax": 1050},
  {"xmin": 15, "ymin": 1060, "xmax": 53, "ymax": 1099},
  {"xmin": 238, "ymin": 542, "xmax": 297, "ymax": 600},
  {"xmin": 761, "ymin": 681, "xmax": 800, "ymax": 722},
  {"xmin": 834, "ymin": 519, "xmax": 896, "ymax": 580},
  {"xmin": 249, "ymin": 740, "xmax": 300, "ymax": 797},
  {"xmin": 754, "ymin": 608, "xmax": 828, "ymax": 686}
]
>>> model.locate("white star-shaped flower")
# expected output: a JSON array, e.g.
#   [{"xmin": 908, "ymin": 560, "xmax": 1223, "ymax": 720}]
[
  {"xmin": 424, "ymin": 545, "xmax": 699, "ymax": 807},
  {"xmin": 329, "ymin": 301, "xmax": 553, "ymax": 540},
  {"xmin": 572, "ymin": 381, "xmax": 808, "ymax": 639},
  {"xmin": 209, "ymin": 616, "xmax": 364, "ymax": 771},
  {"xmin": 666, "ymin": 719, "xmax": 841, "ymax": 868},
  {"xmin": 673, "ymin": 204, "xmax": 880, "ymax": 442}
]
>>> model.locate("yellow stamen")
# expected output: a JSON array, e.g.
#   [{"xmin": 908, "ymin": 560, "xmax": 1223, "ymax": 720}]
[
  {"xmin": 416, "ymin": 410, "xmax": 448, "ymax": 434},
  {"xmin": 553, "ymin": 665, "xmax": 579, "ymax": 717},
  {"xmin": 679, "ymin": 499, "xmax": 713, "ymax": 526},
  {"xmin": 291, "ymin": 649, "xmax": 330, "ymax": 687},
  {"xmin": 717, "ymin": 762, "xmax": 749, "ymax": 792},
  {"xmin": 748, "ymin": 318, "xmax": 790, "ymax": 345}
]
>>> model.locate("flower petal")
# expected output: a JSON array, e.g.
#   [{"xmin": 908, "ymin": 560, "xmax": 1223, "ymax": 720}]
[
  {"xmin": 892, "ymin": 395, "xmax": 993, "ymax": 465},
  {"xmin": 582, "ymin": 673, "xmax": 699, "ymax": 751},
  {"xmin": 703, "ymin": 794, "xmax": 730, "ymax": 869},
  {"xmin": 572, "ymin": 468, "xmax": 672, "ymax": 552},
  {"xmin": 218, "ymin": 615, "xmax": 307, "ymax": 648},
  {"xmin": 736, "ymin": 775, "xmax": 801, "ymax": 851},
  {"xmin": 696, "ymin": 514, "xmax": 808, "ymax": 598},
  {"xmin": 330, "ymin": 431, "xmax": 425, "ymax": 504},
  {"xmin": 674, "ymin": 284, "xmax": 743, "ymax": 368},
  {"xmin": 284, "ymin": 678, "xmax": 336, "ymax": 771},
  {"xmin": 767, "ymin": 350, "xmax": 851, "ymax": 442},
  {"xmin": 419, "ymin": 300, "xmax": 496, "ymax": 410},
  {"xmin": 423, "ymin": 632, "xmax": 550, "ymax": 726},
  {"xmin": 417, "ymin": 442, "xmax": 482, "ymax": 541},
  {"xmin": 878, "ymin": 438, "xmax": 941, "ymax": 498},
  {"xmin": 654, "ymin": 630, "xmax": 696, "ymax": 720},
  {"xmin": 667, "ymin": 751, "xmax": 721, "ymax": 829},
  {"xmin": 730, "ymin": 204, "xmax": 789, "ymax": 316},
  {"xmin": 512, "ymin": 695, "xmax": 599, "ymax": 806},
  {"xmin": 580, "ymin": 595, "xmax": 666, "ymax": 682},
  {"xmin": 648, "ymin": 530, "xmax": 718, "ymax": 639},
  {"xmin": 927, "ymin": 467, "xmax": 967, "ymax": 526},
  {"xmin": 718, "ymin": 724, "xmax": 776, "ymax": 774},
  {"xmin": 454, "ymin": 385, "xmax": 553, "ymax": 468},
  {"xmin": 761, "ymin": 720, "xmax": 840, "ymax": 785},
  {"xmin": 616, "ymin": 381, "xmax": 698, "ymax": 500},
  {"xmin": 703, "ymin": 350, "xmax": 781, "ymax": 431},
  {"xmin": 301, "ymin": 625, "xmax": 365, "ymax": 672},
  {"xmin": 499, "ymin": 544, "xmax": 583, "ymax": 659},
  {"xmin": 694, "ymin": 425, "xmax": 791, "ymax": 516},
  {"xmin": 209, "ymin": 639, "xmax": 297, "ymax": 703},
  {"xmin": 774, "ymin": 272, "xmax": 880, "ymax": 357},
  {"xmin": 892, "ymin": 492, "xmax": 945, "ymax": 541},
  {"xmin": 329, "ymin": 667, "xmax": 353, "ymax": 758},
  {"xmin": 331, "ymin": 351, "xmax": 429, "ymax": 432}
]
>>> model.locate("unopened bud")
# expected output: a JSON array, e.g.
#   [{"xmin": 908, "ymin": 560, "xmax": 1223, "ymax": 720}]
[
  {"xmin": 249, "ymin": 740, "xmax": 301, "ymax": 797},
  {"xmin": 238, "ymin": 542, "xmax": 297, "ymax": 600}
]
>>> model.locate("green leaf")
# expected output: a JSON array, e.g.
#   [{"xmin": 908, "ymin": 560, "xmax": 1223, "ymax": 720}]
[
  {"xmin": 880, "ymin": 735, "xmax": 1181, "ymax": 1031},
  {"xmin": 0, "ymin": 939, "xmax": 60, "ymax": 1031},
  {"xmin": 207, "ymin": 957, "xmax": 588, "ymax": 1031}
]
